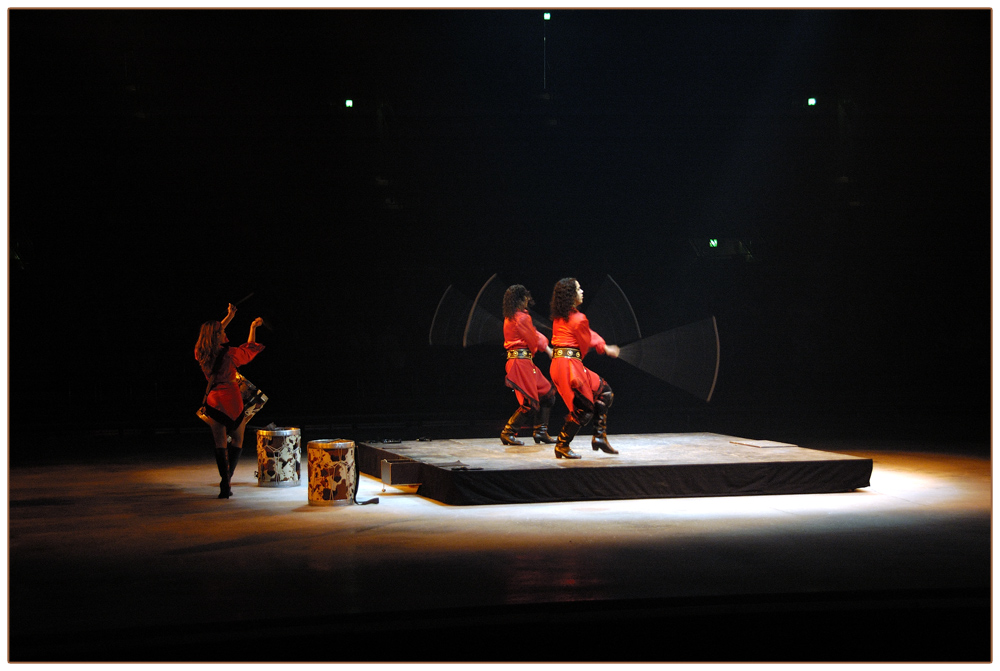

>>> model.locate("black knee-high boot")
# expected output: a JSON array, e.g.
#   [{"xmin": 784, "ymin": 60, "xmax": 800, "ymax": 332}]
[
  {"xmin": 227, "ymin": 446, "xmax": 242, "ymax": 479},
  {"xmin": 554, "ymin": 420, "xmax": 582, "ymax": 459},
  {"xmin": 533, "ymin": 404, "xmax": 557, "ymax": 444},
  {"xmin": 592, "ymin": 384, "xmax": 618, "ymax": 454},
  {"xmin": 214, "ymin": 448, "xmax": 232, "ymax": 499},
  {"xmin": 591, "ymin": 411, "xmax": 618, "ymax": 454},
  {"xmin": 501, "ymin": 408, "xmax": 531, "ymax": 446}
]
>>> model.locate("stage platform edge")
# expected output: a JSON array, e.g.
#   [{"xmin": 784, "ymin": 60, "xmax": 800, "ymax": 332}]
[{"xmin": 356, "ymin": 432, "xmax": 873, "ymax": 506}]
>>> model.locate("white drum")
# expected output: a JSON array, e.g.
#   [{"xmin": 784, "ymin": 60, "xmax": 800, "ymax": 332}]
[{"xmin": 255, "ymin": 427, "xmax": 301, "ymax": 487}]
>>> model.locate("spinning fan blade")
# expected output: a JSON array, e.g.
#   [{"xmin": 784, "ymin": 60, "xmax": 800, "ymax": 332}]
[
  {"xmin": 586, "ymin": 275, "xmax": 642, "ymax": 346},
  {"xmin": 463, "ymin": 273, "xmax": 505, "ymax": 347},
  {"xmin": 429, "ymin": 285, "xmax": 474, "ymax": 347},
  {"xmin": 618, "ymin": 316, "xmax": 720, "ymax": 402},
  {"xmin": 438, "ymin": 274, "xmax": 553, "ymax": 348}
]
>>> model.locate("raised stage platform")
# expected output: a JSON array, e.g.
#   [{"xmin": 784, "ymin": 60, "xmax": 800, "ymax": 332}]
[{"xmin": 356, "ymin": 432, "xmax": 874, "ymax": 506}]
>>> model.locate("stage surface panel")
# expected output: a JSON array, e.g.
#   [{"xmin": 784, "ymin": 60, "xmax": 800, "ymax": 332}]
[{"xmin": 357, "ymin": 433, "xmax": 874, "ymax": 506}]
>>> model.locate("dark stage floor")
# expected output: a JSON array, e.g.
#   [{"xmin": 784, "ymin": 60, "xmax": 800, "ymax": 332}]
[{"xmin": 6, "ymin": 429, "xmax": 991, "ymax": 663}]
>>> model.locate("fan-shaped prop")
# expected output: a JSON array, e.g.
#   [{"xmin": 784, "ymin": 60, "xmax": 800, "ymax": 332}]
[
  {"xmin": 463, "ymin": 274, "xmax": 551, "ymax": 347},
  {"xmin": 586, "ymin": 275, "xmax": 642, "ymax": 346},
  {"xmin": 618, "ymin": 316, "xmax": 720, "ymax": 402},
  {"xmin": 429, "ymin": 285, "xmax": 474, "ymax": 347},
  {"xmin": 463, "ymin": 273, "xmax": 504, "ymax": 347}
]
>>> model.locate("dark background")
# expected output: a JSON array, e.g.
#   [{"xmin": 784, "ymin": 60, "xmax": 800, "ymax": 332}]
[{"xmin": 9, "ymin": 9, "xmax": 991, "ymax": 451}]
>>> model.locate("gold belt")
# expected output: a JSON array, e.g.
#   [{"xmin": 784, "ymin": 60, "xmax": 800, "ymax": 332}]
[
  {"xmin": 506, "ymin": 349, "xmax": 532, "ymax": 360},
  {"xmin": 552, "ymin": 347, "xmax": 581, "ymax": 359}
]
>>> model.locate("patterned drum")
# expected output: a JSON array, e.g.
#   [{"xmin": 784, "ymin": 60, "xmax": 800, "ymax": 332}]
[
  {"xmin": 307, "ymin": 439, "xmax": 356, "ymax": 506},
  {"xmin": 236, "ymin": 373, "xmax": 268, "ymax": 423},
  {"xmin": 255, "ymin": 427, "xmax": 301, "ymax": 487}
]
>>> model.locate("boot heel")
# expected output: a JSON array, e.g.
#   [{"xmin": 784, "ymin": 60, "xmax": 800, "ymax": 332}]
[
  {"xmin": 533, "ymin": 427, "xmax": 556, "ymax": 444},
  {"xmin": 501, "ymin": 434, "xmax": 524, "ymax": 446},
  {"xmin": 591, "ymin": 434, "xmax": 619, "ymax": 454},
  {"xmin": 501, "ymin": 408, "xmax": 529, "ymax": 446},
  {"xmin": 553, "ymin": 421, "xmax": 582, "ymax": 459}
]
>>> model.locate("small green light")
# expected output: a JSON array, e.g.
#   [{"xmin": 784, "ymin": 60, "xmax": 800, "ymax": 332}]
[
  {"xmin": 709, "ymin": 239, "xmax": 718, "ymax": 248},
  {"xmin": 807, "ymin": 98, "xmax": 817, "ymax": 106},
  {"xmin": 345, "ymin": 99, "xmax": 353, "ymax": 108},
  {"xmin": 544, "ymin": 12, "xmax": 551, "ymax": 20}
]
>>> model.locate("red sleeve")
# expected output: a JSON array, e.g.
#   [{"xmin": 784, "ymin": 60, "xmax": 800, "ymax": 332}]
[
  {"xmin": 573, "ymin": 313, "xmax": 606, "ymax": 358},
  {"xmin": 230, "ymin": 342, "xmax": 265, "ymax": 367},
  {"xmin": 535, "ymin": 329, "xmax": 549, "ymax": 352},
  {"xmin": 515, "ymin": 312, "xmax": 547, "ymax": 355}
]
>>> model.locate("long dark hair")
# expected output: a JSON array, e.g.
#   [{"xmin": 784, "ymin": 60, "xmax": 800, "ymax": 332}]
[
  {"xmin": 550, "ymin": 277, "xmax": 579, "ymax": 321},
  {"xmin": 502, "ymin": 284, "xmax": 533, "ymax": 319},
  {"xmin": 194, "ymin": 321, "xmax": 225, "ymax": 376}
]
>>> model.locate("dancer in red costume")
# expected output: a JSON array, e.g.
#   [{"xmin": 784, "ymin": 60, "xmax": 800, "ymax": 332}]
[
  {"xmin": 548, "ymin": 278, "xmax": 621, "ymax": 459},
  {"xmin": 500, "ymin": 285, "xmax": 558, "ymax": 445},
  {"xmin": 194, "ymin": 303, "xmax": 265, "ymax": 498}
]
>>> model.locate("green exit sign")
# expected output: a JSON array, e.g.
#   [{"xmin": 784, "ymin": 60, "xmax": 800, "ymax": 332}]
[{"xmin": 709, "ymin": 239, "xmax": 718, "ymax": 248}]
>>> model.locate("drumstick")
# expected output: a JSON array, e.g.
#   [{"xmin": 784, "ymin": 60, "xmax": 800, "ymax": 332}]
[{"xmin": 233, "ymin": 293, "xmax": 272, "ymax": 331}]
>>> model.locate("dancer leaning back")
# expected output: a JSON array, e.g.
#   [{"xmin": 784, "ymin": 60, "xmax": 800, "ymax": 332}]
[
  {"xmin": 548, "ymin": 278, "xmax": 620, "ymax": 459},
  {"xmin": 500, "ymin": 284, "xmax": 558, "ymax": 446}
]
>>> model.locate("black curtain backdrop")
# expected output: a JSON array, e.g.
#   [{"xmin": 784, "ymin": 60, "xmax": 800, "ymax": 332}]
[{"xmin": 9, "ymin": 9, "xmax": 991, "ymax": 449}]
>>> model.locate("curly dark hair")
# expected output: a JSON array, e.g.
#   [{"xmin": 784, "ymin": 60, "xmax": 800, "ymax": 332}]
[
  {"xmin": 502, "ymin": 284, "xmax": 534, "ymax": 319},
  {"xmin": 550, "ymin": 277, "xmax": 579, "ymax": 321}
]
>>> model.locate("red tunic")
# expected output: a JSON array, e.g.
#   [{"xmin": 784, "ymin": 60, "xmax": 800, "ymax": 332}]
[
  {"xmin": 203, "ymin": 342, "xmax": 265, "ymax": 422},
  {"xmin": 503, "ymin": 310, "xmax": 552, "ymax": 411},
  {"xmin": 550, "ymin": 310, "xmax": 606, "ymax": 413}
]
